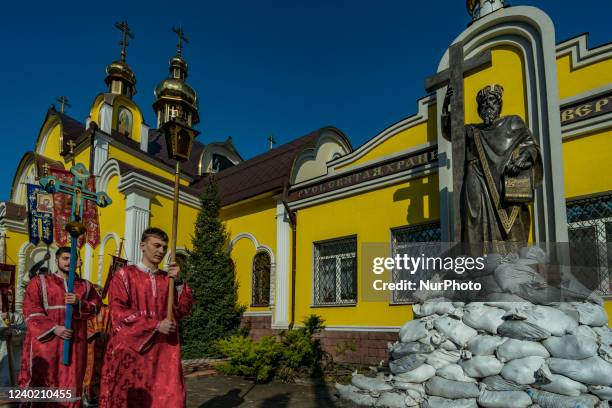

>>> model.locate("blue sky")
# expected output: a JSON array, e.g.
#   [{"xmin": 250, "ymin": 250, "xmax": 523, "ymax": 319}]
[{"xmin": 0, "ymin": 1, "xmax": 608, "ymax": 200}]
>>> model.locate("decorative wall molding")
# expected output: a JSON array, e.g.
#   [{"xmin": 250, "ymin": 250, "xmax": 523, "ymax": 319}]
[{"xmin": 556, "ymin": 33, "xmax": 612, "ymax": 70}]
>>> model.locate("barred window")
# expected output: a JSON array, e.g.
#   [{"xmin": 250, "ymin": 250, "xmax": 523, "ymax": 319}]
[
  {"xmin": 314, "ymin": 237, "xmax": 357, "ymax": 305},
  {"xmin": 567, "ymin": 192, "xmax": 612, "ymax": 297},
  {"xmin": 252, "ymin": 252, "xmax": 271, "ymax": 306},
  {"xmin": 391, "ymin": 222, "xmax": 441, "ymax": 304}
]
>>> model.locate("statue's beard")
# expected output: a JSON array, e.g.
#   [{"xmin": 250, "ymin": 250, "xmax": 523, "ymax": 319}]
[{"xmin": 480, "ymin": 106, "xmax": 499, "ymax": 125}]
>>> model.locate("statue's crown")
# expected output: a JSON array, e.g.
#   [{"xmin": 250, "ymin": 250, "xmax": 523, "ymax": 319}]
[{"xmin": 477, "ymin": 84, "xmax": 504, "ymax": 104}]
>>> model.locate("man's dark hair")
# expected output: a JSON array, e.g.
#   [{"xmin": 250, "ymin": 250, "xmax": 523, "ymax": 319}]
[
  {"xmin": 56, "ymin": 246, "xmax": 71, "ymax": 259},
  {"xmin": 141, "ymin": 227, "xmax": 169, "ymax": 243}
]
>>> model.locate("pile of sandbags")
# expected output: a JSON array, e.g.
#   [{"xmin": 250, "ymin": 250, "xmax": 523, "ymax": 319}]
[{"xmin": 335, "ymin": 247, "xmax": 612, "ymax": 407}]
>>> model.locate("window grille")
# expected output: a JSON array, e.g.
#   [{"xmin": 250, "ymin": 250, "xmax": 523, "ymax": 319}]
[
  {"xmin": 252, "ymin": 252, "xmax": 271, "ymax": 306},
  {"xmin": 313, "ymin": 237, "xmax": 357, "ymax": 305}
]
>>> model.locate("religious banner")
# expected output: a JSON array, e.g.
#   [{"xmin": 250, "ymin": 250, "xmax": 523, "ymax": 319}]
[
  {"xmin": 0, "ymin": 263, "xmax": 16, "ymax": 313},
  {"xmin": 101, "ymin": 255, "xmax": 128, "ymax": 299},
  {"xmin": 50, "ymin": 168, "xmax": 101, "ymax": 249},
  {"xmin": 26, "ymin": 184, "xmax": 54, "ymax": 245}
]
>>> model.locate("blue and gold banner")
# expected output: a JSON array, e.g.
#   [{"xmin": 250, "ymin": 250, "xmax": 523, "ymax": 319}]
[{"xmin": 26, "ymin": 184, "xmax": 54, "ymax": 245}]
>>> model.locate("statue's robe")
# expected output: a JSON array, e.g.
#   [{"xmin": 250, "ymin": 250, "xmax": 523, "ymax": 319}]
[
  {"xmin": 83, "ymin": 303, "xmax": 111, "ymax": 403},
  {"xmin": 18, "ymin": 273, "xmax": 102, "ymax": 407},
  {"xmin": 98, "ymin": 264, "xmax": 193, "ymax": 408},
  {"xmin": 463, "ymin": 115, "xmax": 543, "ymax": 244}
]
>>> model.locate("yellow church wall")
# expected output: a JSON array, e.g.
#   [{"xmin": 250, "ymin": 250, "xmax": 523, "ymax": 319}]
[
  {"xmin": 562, "ymin": 129, "xmax": 612, "ymax": 199},
  {"xmin": 74, "ymin": 146, "xmax": 90, "ymax": 170},
  {"xmin": 556, "ymin": 55, "xmax": 612, "ymax": 100},
  {"xmin": 89, "ymin": 95, "xmax": 104, "ymax": 126},
  {"xmin": 5, "ymin": 230, "xmax": 28, "ymax": 268},
  {"xmin": 108, "ymin": 145, "xmax": 188, "ymax": 186},
  {"xmin": 40, "ymin": 124, "xmax": 63, "ymax": 163},
  {"xmin": 294, "ymin": 175, "xmax": 439, "ymax": 327},
  {"xmin": 149, "ymin": 195, "xmax": 199, "ymax": 253},
  {"xmin": 222, "ymin": 197, "xmax": 277, "ymax": 312}
]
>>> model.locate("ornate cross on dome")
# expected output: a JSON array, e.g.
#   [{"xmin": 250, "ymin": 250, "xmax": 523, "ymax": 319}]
[
  {"xmin": 172, "ymin": 26, "xmax": 189, "ymax": 56},
  {"xmin": 268, "ymin": 135, "xmax": 276, "ymax": 150},
  {"xmin": 56, "ymin": 96, "xmax": 71, "ymax": 113},
  {"xmin": 114, "ymin": 21, "xmax": 134, "ymax": 62}
]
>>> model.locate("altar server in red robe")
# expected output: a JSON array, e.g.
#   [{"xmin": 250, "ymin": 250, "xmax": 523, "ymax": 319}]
[
  {"xmin": 19, "ymin": 247, "xmax": 102, "ymax": 407},
  {"xmin": 99, "ymin": 227, "xmax": 193, "ymax": 408}
]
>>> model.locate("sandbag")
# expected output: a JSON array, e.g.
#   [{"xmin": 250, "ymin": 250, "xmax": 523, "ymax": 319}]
[
  {"xmin": 394, "ymin": 363, "xmax": 436, "ymax": 383},
  {"xmin": 434, "ymin": 316, "xmax": 477, "ymax": 347},
  {"xmin": 599, "ymin": 343, "xmax": 612, "ymax": 362},
  {"xmin": 566, "ymin": 302, "xmax": 608, "ymax": 327},
  {"xmin": 589, "ymin": 385, "xmax": 612, "ymax": 400},
  {"xmin": 501, "ymin": 356, "xmax": 546, "ymax": 385},
  {"xmin": 391, "ymin": 381, "xmax": 425, "ymax": 396},
  {"xmin": 548, "ymin": 356, "xmax": 612, "ymax": 386},
  {"xmin": 399, "ymin": 320, "xmax": 429, "ymax": 343},
  {"xmin": 507, "ymin": 305, "xmax": 578, "ymax": 336},
  {"xmin": 572, "ymin": 324, "xmax": 599, "ymax": 341},
  {"xmin": 389, "ymin": 354, "xmax": 427, "ymax": 375},
  {"xmin": 351, "ymin": 373, "xmax": 394, "ymax": 393},
  {"xmin": 413, "ymin": 298, "xmax": 456, "ymax": 317},
  {"xmin": 462, "ymin": 304, "xmax": 505, "ymax": 334},
  {"xmin": 422, "ymin": 396, "xmax": 478, "ymax": 408},
  {"xmin": 542, "ymin": 334, "xmax": 598, "ymax": 360},
  {"xmin": 498, "ymin": 320, "xmax": 551, "ymax": 341},
  {"xmin": 593, "ymin": 326, "xmax": 612, "ymax": 346},
  {"xmin": 424, "ymin": 376, "xmax": 480, "ymax": 399},
  {"xmin": 497, "ymin": 339, "xmax": 550, "ymax": 362},
  {"xmin": 527, "ymin": 389, "xmax": 597, "ymax": 408},
  {"xmin": 418, "ymin": 329, "xmax": 445, "ymax": 347},
  {"xmin": 425, "ymin": 349, "xmax": 461, "ymax": 369},
  {"xmin": 478, "ymin": 274, "xmax": 503, "ymax": 294},
  {"xmin": 485, "ymin": 292, "xmax": 530, "ymax": 302},
  {"xmin": 439, "ymin": 339, "xmax": 458, "ymax": 351},
  {"xmin": 478, "ymin": 389, "xmax": 532, "ymax": 408},
  {"xmin": 481, "ymin": 375, "xmax": 526, "ymax": 391},
  {"xmin": 468, "ymin": 335, "xmax": 507, "ymax": 356},
  {"xmin": 436, "ymin": 364, "xmax": 477, "ymax": 383},
  {"xmin": 335, "ymin": 383, "xmax": 378, "ymax": 406},
  {"xmin": 389, "ymin": 341, "xmax": 435, "ymax": 359},
  {"xmin": 519, "ymin": 246, "xmax": 548, "ymax": 263},
  {"xmin": 459, "ymin": 355, "xmax": 503, "ymax": 378},
  {"xmin": 538, "ymin": 373, "xmax": 588, "ymax": 397},
  {"xmin": 494, "ymin": 262, "xmax": 544, "ymax": 293},
  {"xmin": 375, "ymin": 391, "xmax": 408, "ymax": 408}
]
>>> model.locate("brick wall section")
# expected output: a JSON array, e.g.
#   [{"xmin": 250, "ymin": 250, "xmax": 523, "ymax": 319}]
[{"xmin": 241, "ymin": 315, "xmax": 396, "ymax": 366}]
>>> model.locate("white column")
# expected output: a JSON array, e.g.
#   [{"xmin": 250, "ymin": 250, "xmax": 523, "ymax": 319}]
[
  {"xmin": 83, "ymin": 244, "xmax": 93, "ymax": 281},
  {"xmin": 99, "ymin": 103, "xmax": 113, "ymax": 134},
  {"xmin": 15, "ymin": 249, "xmax": 27, "ymax": 312},
  {"xmin": 273, "ymin": 200, "xmax": 290, "ymax": 329},
  {"xmin": 93, "ymin": 136, "xmax": 109, "ymax": 176},
  {"xmin": 124, "ymin": 191, "xmax": 151, "ymax": 264},
  {"xmin": 140, "ymin": 123, "xmax": 150, "ymax": 152}
]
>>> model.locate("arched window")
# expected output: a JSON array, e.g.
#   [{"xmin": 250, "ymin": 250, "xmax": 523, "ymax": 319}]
[{"xmin": 251, "ymin": 252, "xmax": 271, "ymax": 307}]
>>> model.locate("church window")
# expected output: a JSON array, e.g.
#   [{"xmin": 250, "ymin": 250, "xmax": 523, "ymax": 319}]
[
  {"xmin": 567, "ymin": 192, "xmax": 612, "ymax": 297},
  {"xmin": 116, "ymin": 107, "xmax": 133, "ymax": 137},
  {"xmin": 251, "ymin": 252, "xmax": 271, "ymax": 307},
  {"xmin": 211, "ymin": 154, "xmax": 234, "ymax": 173},
  {"xmin": 390, "ymin": 222, "xmax": 441, "ymax": 304},
  {"xmin": 313, "ymin": 236, "xmax": 357, "ymax": 305}
]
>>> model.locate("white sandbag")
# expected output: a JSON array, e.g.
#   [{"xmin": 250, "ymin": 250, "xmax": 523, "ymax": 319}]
[
  {"xmin": 481, "ymin": 375, "xmax": 526, "ymax": 391},
  {"xmin": 542, "ymin": 334, "xmax": 598, "ymax": 360},
  {"xmin": 436, "ymin": 364, "xmax": 477, "ymax": 383},
  {"xmin": 500, "ymin": 356, "xmax": 546, "ymax": 385},
  {"xmin": 439, "ymin": 339, "xmax": 458, "ymax": 351},
  {"xmin": 422, "ymin": 396, "xmax": 478, "ymax": 408},
  {"xmin": 459, "ymin": 355, "xmax": 503, "ymax": 378},
  {"xmin": 494, "ymin": 262, "xmax": 544, "ymax": 293},
  {"xmin": 351, "ymin": 373, "xmax": 394, "ymax": 393},
  {"xmin": 478, "ymin": 389, "xmax": 532, "ymax": 408},
  {"xmin": 389, "ymin": 341, "xmax": 435, "ymax": 359},
  {"xmin": 424, "ymin": 376, "xmax": 480, "ymax": 399},
  {"xmin": 593, "ymin": 326, "xmax": 612, "ymax": 346},
  {"xmin": 375, "ymin": 391, "xmax": 408, "ymax": 408},
  {"xmin": 505, "ymin": 305, "xmax": 578, "ymax": 336},
  {"xmin": 399, "ymin": 320, "xmax": 429, "ymax": 343},
  {"xmin": 568, "ymin": 302, "xmax": 608, "ymax": 327},
  {"xmin": 497, "ymin": 320, "xmax": 551, "ymax": 341},
  {"xmin": 405, "ymin": 394, "xmax": 421, "ymax": 407},
  {"xmin": 571, "ymin": 324, "xmax": 599, "ymax": 341},
  {"xmin": 519, "ymin": 246, "xmax": 548, "ymax": 263},
  {"xmin": 526, "ymin": 389, "xmax": 597, "ymax": 408},
  {"xmin": 335, "ymin": 383, "xmax": 378, "ymax": 406},
  {"xmin": 599, "ymin": 343, "xmax": 612, "ymax": 362},
  {"xmin": 394, "ymin": 363, "xmax": 436, "ymax": 383},
  {"xmin": 548, "ymin": 356, "xmax": 612, "ymax": 386},
  {"xmin": 391, "ymin": 381, "xmax": 424, "ymax": 396},
  {"xmin": 434, "ymin": 316, "xmax": 477, "ymax": 347},
  {"xmin": 389, "ymin": 354, "xmax": 427, "ymax": 375},
  {"xmin": 589, "ymin": 385, "xmax": 612, "ymax": 400},
  {"xmin": 538, "ymin": 373, "xmax": 588, "ymax": 396},
  {"xmin": 468, "ymin": 335, "xmax": 507, "ymax": 356},
  {"xmin": 413, "ymin": 298, "xmax": 456, "ymax": 317},
  {"xmin": 462, "ymin": 304, "xmax": 505, "ymax": 334},
  {"xmin": 418, "ymin": 329, "xmax": 445, "ymax": 347},
  {"xmin": 425, "ymin": 349, "xmax": 461, "ymax": 369},
  {"xmin": 497, "ymin": 339, "xmax": 550, "ymax": 362},
  {"xmin": 484, "ymin": 292, "xmax": 530, "ymax": 302}
]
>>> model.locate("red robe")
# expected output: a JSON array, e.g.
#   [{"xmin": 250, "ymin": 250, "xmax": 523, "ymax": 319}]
[
  {"xmin": 99, "ymin": 265, "xmax": 193, "ymax": 408},
  {"xmin": 18, "ymin": 272, "xmax": 102, "ymax": 407},
  {"xmin": 83, "ymin": 303, "xmax": 111, "ymax": 402}
]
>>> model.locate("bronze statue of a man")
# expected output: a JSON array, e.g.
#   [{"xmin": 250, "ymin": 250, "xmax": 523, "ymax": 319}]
[{"xmin": 442, "ymin": 84, "xmax": 543, "ymax": 244}]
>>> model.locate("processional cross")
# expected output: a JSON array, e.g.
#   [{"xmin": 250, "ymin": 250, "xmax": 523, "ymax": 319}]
[
  {"xmin": 40, "ymin": 163, "xmax": 112, "ymax": 365},
  {"xmin": 425, "ymin": 42, "xmax": 492, "ymax": 241}
]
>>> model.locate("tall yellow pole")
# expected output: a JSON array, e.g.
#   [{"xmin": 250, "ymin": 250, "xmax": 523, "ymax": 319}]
[{"xmin": 166, "ymin": 161, "xmax": 180, "ymax": 321}]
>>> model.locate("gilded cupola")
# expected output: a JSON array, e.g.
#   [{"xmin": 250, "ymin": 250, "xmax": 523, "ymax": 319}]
[{"xmin": 104, "ymin": 21, "xmax": 137, "ymax": 98}]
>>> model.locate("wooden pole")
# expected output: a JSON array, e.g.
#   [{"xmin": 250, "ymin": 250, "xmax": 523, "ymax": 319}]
[{"xmin": 166, "ymin": 161, "xmax": 181, "ymax": 321}]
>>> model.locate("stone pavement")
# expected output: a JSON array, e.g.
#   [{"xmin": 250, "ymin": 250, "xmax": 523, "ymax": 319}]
[{"xmin": 186, "ymin": 375, "xmax": 356, "ymax": 408}]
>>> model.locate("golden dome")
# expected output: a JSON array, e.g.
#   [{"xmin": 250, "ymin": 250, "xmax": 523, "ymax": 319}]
[
  {"xmin": 154, "ymin": 78, "xmax": 198, "ymax": 109},
  {"xmin": 105, "ymin": 60, "xmax": 137, "ymax": 96}
]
